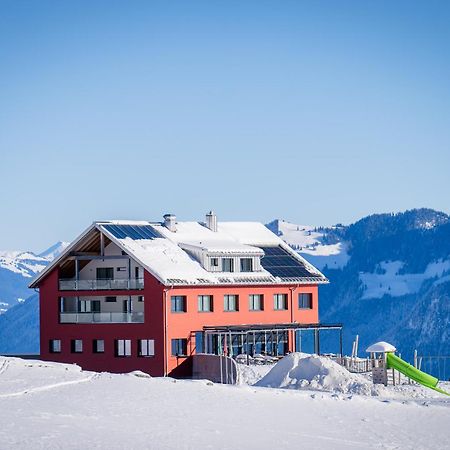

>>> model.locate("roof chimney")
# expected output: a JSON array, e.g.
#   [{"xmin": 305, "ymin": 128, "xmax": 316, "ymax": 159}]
[
  {"xmin": 163, "ymin": 214, "xmax": 177, "ymax": 232},
  {"xmin": 205, "ymin": 211, "xmax": 217, "ymax": 232}
]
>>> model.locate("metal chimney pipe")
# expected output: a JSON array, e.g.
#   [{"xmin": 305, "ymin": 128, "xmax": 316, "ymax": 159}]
[
  {"xmin": 205, "ymin": 211, "xmax": 217, "ymax": 232},
  {"xmin": 163, "ymin": 214, "xmax": 177, "ymax": 232}
]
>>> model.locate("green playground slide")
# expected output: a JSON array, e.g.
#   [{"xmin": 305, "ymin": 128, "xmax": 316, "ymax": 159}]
[{"xmin": 386, "ymin": 352, "xmax": 449, "ymax": 396}]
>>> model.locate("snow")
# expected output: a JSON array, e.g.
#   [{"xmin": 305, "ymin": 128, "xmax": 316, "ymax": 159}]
[
  {"xmin": 366, "ymin": 342, "xmax": 397, "ymax": 353},
  {"xmin": 273, "ymin": 220, "xmax": 350, "ymax": 270},
  {"xmin": 181, "ymin": 241, "xmax": 264, "ymax": 254},
  {"xmin": 0, "ymin": 242, "xmax": 69, "ymax": 278},
  {"xmin": 360, "ymin": 259, "xmax": 450, "ymax": 299},
  {"xmin": 0, "ymin": 356, "xmax": 449, "ymax": 449},
  {"xmin": 256, "ymin": 353, "xmax": 382, "ymax": 395},
  {"xmin": 102, "ymin": 220, "xmax": 325, "ymax": 285},
  {"xmin": 117, "ymin": 236, "xmax": 274, "ymax": 284}
]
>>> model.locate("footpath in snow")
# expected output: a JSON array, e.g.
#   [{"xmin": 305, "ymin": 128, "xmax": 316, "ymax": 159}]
[{"xmin": 0, "ymin": 355, "xmax": 449, "ymax": 450}]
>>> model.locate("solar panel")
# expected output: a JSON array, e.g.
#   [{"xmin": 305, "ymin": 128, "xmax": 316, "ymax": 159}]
[
  {"xmin": 259, "ymin": 246, "xmax": 322, "ymax": 279},
  {"xmin": 102, "ymin": 224, "xmax": 160, "ymax": 240}
]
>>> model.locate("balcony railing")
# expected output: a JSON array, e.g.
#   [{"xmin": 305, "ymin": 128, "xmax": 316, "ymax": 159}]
[
  {"xmin": 59, "ymin": 312, "xmax": 144, "ymax": 324},
  {"xmin": 59, "ymin": 278, "xmax": 144, "ymax": 291}
]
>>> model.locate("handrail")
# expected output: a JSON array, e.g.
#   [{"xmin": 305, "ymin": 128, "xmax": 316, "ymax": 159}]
[
  {"xmin": 59, "ymin": 278, "xmax": 144, "ymax": 291},
  {"xmin": 59, "ymin": 311, "xmax": 144, "ymax": 323}
]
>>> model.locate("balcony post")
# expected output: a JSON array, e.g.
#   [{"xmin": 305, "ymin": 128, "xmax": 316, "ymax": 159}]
[
  {"xmin": 100, "ymin": 232, "xmax": 105, "ymax": 257},
  {"xmin": 127, "ymin": 257, "xmax": 131, "ymax": 289},
  {"xmin": 75, "ymin": 259, "xmax": 79, "ymax": 290}
]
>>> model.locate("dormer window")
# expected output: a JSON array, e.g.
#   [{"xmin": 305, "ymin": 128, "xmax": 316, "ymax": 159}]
[
  {"xmin": 222, "ymin": 258, "xmax": 234, "ymax": 272},
  {"xmin": 211, "ymin": 257, "xmax": 219, "ymax": 268},
  {"xmin": 240, "ymin": 258, "xmax": 253, "ymax": 272}
]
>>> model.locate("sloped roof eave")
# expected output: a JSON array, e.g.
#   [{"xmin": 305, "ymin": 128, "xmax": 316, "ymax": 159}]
[{"xmin": 28, "ymin": 223, "xmax": 98, "ymax": 289}]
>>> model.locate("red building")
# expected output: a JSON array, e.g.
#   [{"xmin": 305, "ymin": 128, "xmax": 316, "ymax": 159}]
[{"xmin": 30, "ymin": 212, "xmax": 339, "ymax": 377}]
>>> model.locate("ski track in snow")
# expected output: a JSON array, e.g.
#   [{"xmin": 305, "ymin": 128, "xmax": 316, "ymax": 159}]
[
  {"xmin": 0, "ymin": 358, "xmax": 9, "ymax": 375},
  {"xmin": 0, "ymin": 370, "xmax": 98, "ymax": 399}
]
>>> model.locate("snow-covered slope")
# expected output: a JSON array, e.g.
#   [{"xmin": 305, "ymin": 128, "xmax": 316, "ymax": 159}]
[
  {"xmin": 0, "ymin": 356, "xmax": 448, "ymax": 449},
  {"xmin": 266, "ymin": 219, "xmax": 350, "ymax": 270}
]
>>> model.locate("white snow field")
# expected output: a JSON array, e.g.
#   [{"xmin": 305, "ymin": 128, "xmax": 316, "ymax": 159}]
[{"xmin": 1, "ymin": 356, "xmax": 449, "ymax": 450}]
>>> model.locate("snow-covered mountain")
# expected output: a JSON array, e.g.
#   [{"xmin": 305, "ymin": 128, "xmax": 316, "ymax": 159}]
[
  {"xmin": 0, "ymin": 241, "xmax": 69, "ymax": 311},
  {"xmin": 270, "ymin": 209, "xmax": 450, "ymax": 370}
]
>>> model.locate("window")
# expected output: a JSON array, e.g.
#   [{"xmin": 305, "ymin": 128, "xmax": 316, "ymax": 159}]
[
  {"xmin": 116, "ymin": 339, "xmax": 131, "ymax": 357},
  {"xmin": 210, "ymin": 257, "xmax": 219, "ymax": 267},
  {"xmin": 240, "ymin": 258, "xmax": 253, "ymax": 272},
  {"xmin": 135, "ymin": 267, "xmax": 140, "ymax": 278},
  {"xmin": 198, "ymin": 295, "xmax": 213, "ymax": 312},
  {"xmin": 122, "ymin": 299, "xmax": 130, "ymax": 313},
  {"xmin": 274, "ymin": 293, "xmax": 288, "ymax": 310},
  {"xmin": 222, "ymin": 258, "xmax": 234, "ymax": 272},
  {"xmin": 171, "ymin": 338, "xmax": 187, "ymax": 356},
  {"xmin": 93, "ymin": 339, "xmax": 105, "ymax": 353},
  {"xmin": 71, "ymin": 339, "xmax": 83, "ymax": 353},
  {"xmin": 139, "ymin": 339, "xmax": 155, "ymax": 357},
  {"xmin": 138, "ymin": 296, "xmax": 144, "ymax": 302},
  {"xmin": 299, "ymin": 293, "xmax": 313, "ymax": 309},
  {"xmin": 224, "ymin": 295, "xmax": 239, "ymax": 312},
  {"xmin": 79, "ymin": 299, "xmax": 100, "ymax": 313},
  {"xmin": 249, "ymin": 294, "xmax": 264, "ymax": 311},
  {"xmin": 116, "ymin": 267, "xmax": 127, "ymax": 272},
  {"xmin": 96, "ymin": 267, "xmax": 114, "ymax": 280},
  {"xmin": 105, "ymin": 296, "xmax": 117, "ymax": 303},
  {"xmin": 195, "ymin": 332, "xmax": 204, "ymax": 353},
  {"xmin": 49, "ymin": 339, "xmax": 61, "ymax": 353},
  {"xmin": 171, "ymin": 296, "xmax": 187, "ymax": 313}
]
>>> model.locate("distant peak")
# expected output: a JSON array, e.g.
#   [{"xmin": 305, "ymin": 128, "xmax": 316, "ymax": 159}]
[{"xmin": 38, "ymin": 241, "xmax": 70, "ymax": 260}]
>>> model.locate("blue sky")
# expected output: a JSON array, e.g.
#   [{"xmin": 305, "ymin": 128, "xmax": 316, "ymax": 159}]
[{"xmin": 1, "ymin": 1, "xmax": 449, "ymax": 251}]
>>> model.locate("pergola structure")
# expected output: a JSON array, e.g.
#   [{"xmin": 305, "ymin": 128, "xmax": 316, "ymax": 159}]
[{"xmin": 202, "ymin": 323, "xmax": 343, "ymax": 359}]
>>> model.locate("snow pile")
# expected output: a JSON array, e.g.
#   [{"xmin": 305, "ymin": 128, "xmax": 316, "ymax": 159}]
[
  {"xmin": 236, "ymin": 362, "xmax": 274, "ymax": 385},
  {"xmin": 256, "ymin": 353, "xmax": 381, "ymax": 395}
]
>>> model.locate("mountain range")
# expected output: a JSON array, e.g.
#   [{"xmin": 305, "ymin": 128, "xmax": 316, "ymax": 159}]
[{"xmin": 0, "ymin": 209, "xmax": 449, "ymax": 374}]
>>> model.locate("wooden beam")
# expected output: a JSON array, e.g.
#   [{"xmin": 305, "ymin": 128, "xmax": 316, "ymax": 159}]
[{"xmin": 67, "ymin": 255, "xmax": 131, "ymax": 261}]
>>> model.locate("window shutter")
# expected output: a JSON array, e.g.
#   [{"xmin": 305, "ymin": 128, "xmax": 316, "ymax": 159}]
[{"xmin": 148, "ymin": 340, "xmax": 155, "ymax": 356}]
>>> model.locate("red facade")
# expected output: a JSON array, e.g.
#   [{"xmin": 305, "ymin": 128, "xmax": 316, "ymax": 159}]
[{"xmin": 38, "ymin": 267, "xmax": 320, "ymax": 377}]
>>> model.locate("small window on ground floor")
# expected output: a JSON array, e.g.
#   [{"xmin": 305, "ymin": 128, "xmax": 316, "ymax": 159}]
[
  {"xmin": 171, "ymin": 338, "xmax": 187, "ymax": 357},
  {"xmin": 195, "ymin": 332, "xmax": 204, "ymax": 353},
  {"xmin": 105, "ymin": 296, "xmax": 117, "ymax": 303},
  {"xmin": 71, "ymin": 339, "xmax": 83, "ymax": 353},
  {"xmin": 116, "ymin": 339, "xmax": 131, "ymax": 357},
  {"xmin": 49, "ymin": 339, "xmax": 61, "ymax": 353},
  {"xmin": 93, "ymin": 339, "xmax": 105, "ymax": 353},
  {"xmin": 139, "ymin": 339, "xmax": 155, "ymax": 357}
]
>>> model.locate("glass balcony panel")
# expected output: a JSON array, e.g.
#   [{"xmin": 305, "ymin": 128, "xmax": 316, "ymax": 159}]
[
  {"xmin": 59, "ymin": 312, "xmax": 144, "ymax": 324},
  {"xmin": 59, "ymin": 279, "xmax": 144, "ymax": 291}
]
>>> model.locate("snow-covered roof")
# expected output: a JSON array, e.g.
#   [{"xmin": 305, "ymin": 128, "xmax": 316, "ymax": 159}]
[
  {"xmin": 366, "ymin": 342, "xmax": 397, "ymax": 353},
  {"xmin": 30, "ymin": 219, "xmax": 328, "ymax": 287},
  {"xmin": 180, "ymin": 241, "xmax": 264, "ymax": 255}
]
